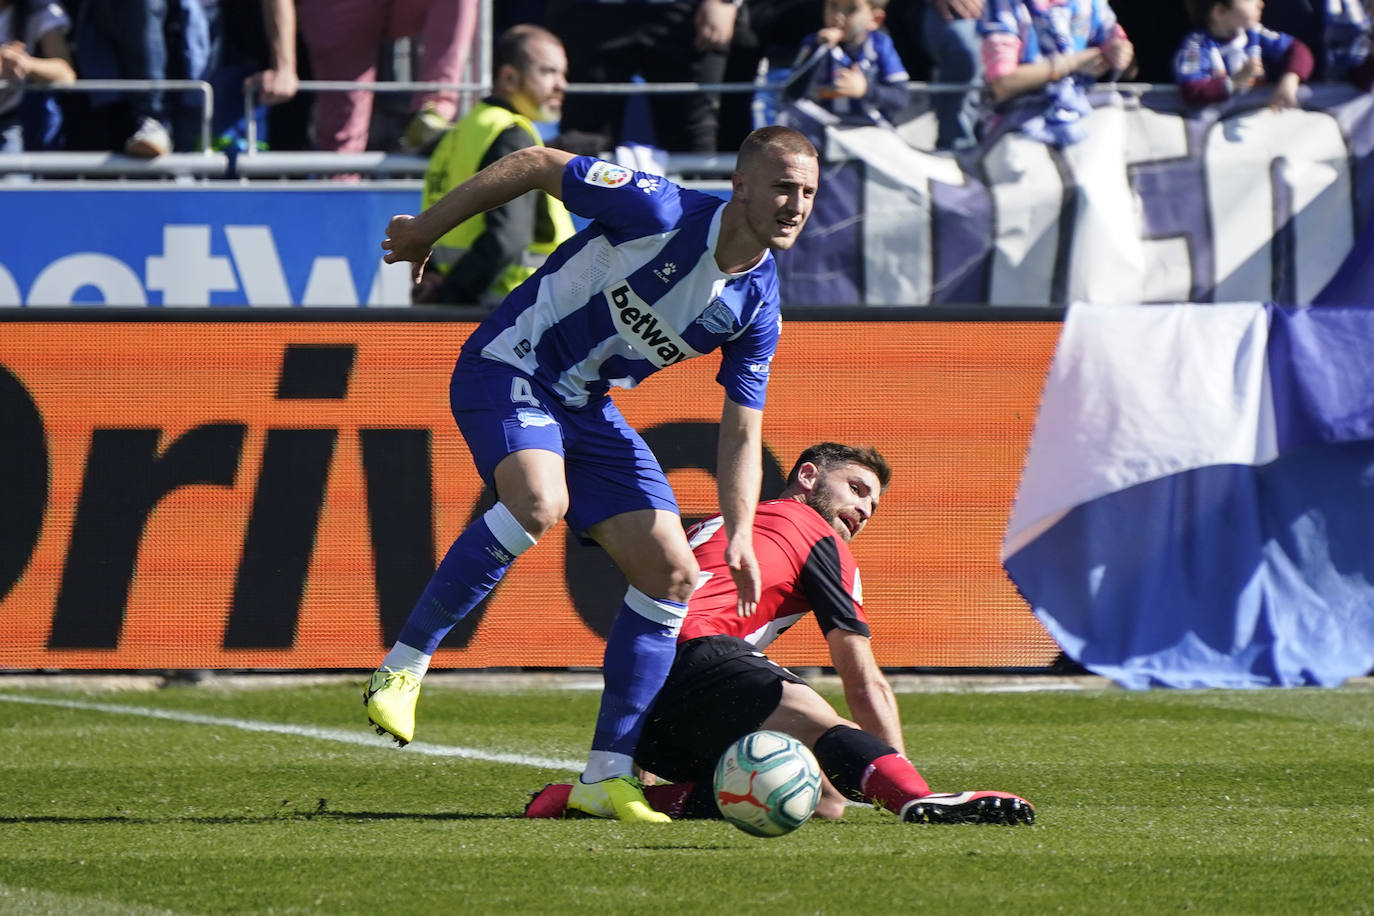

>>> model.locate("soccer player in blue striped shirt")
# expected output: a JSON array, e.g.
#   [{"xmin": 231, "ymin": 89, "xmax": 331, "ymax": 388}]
[{"xmin": 367, "ymin": 126, "xmax": 820, "ymax": 821}]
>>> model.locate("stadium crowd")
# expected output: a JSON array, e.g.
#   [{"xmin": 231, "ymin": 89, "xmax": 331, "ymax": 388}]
[{"xmin": 1, "ymin": 0, "xmax": 1371, "ymax": 157}]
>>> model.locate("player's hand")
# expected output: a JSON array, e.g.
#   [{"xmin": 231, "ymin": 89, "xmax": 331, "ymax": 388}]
[
  {"xmin": 725, "ymin": 538, "xmax": 761, "ymax": 617},
  {"xmin": 382, "ymin": 214, "xmax": 434, "ymax": 284}
]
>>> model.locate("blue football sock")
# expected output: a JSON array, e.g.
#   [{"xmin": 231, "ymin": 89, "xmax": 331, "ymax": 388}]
[
  {"xmin": 396, "ymin": 503, "xmax": 536, "ymax": 655},
  {"xmin": 587, "ymin": 588, "xmax": 686, "ymax": 768}
]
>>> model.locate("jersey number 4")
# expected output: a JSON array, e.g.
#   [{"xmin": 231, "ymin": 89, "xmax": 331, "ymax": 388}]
[{"xmin": 510, "ymin": 377, "xmax": 542, "ymax": 407}]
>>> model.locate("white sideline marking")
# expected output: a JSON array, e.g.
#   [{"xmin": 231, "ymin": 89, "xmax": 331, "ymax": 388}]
[
  {"xmin": 0, "ymin": 694, "xmax": 582, "ymax": 772},
  {"xmin": 0, "ymin": 882, "xmax": 185, "ymax": 916}
]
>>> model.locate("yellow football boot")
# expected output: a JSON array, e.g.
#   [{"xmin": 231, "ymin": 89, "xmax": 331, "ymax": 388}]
[
  {"xmin": 362, "ymin": 667, "xmax": 421, "ymax": 746},
  {"xmin": 566, "ymin": 776, "xmax": 671, "ymax": 823}
]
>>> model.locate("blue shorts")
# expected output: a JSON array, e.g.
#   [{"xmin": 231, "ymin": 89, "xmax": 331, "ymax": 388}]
[{"xmin": 449, "ymin": 354, "xmax": 679, "ymax": 537}]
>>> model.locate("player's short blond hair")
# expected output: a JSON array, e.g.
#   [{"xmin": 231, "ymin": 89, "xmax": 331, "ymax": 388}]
[{"xmin": 736, "ymin": 126, "xmax": 819, "ymax": 175}]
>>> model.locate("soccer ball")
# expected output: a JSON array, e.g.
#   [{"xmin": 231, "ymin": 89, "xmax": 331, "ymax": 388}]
[{"xmin": 713, "ymin": 730, "xmax": 823, "ymax": 837}]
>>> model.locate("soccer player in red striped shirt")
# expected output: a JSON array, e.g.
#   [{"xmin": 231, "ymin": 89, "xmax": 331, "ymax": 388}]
[{"xmin": 528, "ymin": 442, "xmax": 1035, "ymax": 825}]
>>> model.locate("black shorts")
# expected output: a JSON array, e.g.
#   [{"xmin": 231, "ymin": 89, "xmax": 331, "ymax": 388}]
[{"xmin": 635, "ymin": 635, "xmax": 808, "ymax": 784}]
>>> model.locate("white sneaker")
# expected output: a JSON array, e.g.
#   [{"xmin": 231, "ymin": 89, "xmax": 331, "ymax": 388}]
[{"xmin": 125, "ymin": 118, "xmax": 171, "ymax": 158}]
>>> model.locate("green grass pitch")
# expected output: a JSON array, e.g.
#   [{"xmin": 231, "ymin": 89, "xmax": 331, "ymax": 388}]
[{"xmin": 1, "ymin": 677, "xmax": 1371, "ymax": 915}]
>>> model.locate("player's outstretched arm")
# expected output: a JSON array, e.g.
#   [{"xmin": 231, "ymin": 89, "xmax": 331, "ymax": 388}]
[
  {"xmin": 717, "ymin": 397, "xmax": 763, "ymax": 616},
  {"xmin": 382, "ymin": 146, "xmax": 575, "ymax": 281},
  {"xmin": 827, "ymin": 629, "xmax": 905, "ymax": 756}
]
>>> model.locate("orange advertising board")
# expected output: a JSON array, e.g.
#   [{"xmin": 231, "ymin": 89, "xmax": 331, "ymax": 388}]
[{"xmin": 0, "ymin": 318, "xmax": 1060, "ymax": 670}]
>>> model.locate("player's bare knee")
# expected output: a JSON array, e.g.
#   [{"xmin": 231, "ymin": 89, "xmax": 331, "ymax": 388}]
[
  {"xmin": 626, "ymin": 552, "xmax": 698, "ymax": 604},
  {"xmin": 504, "ymin": 493, "xmax": 567, "ymax": 538},
  {"xmin": 661, "ymin": 554, "xmax": 699, "ymax": 604}
]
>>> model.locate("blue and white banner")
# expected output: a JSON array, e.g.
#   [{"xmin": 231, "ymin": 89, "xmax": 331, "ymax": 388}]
[
  {"xmin": 5, "ymin": 86, "xmax": 1373, "ymax": 309},
  {"xmin": 0, "ymin": 187, "xmax": 415, "ymax": 307},
  {"xmin": 779, "ymin": 86, "xmax": 1374, "ymax": 307},
  {"xmin": 1003, "ymin": 302, "xmax": 1374, "ymax": 688}
]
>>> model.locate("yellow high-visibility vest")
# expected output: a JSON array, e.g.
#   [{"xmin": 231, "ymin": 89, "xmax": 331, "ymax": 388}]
[{"xmin": 423, "ymin": 101, "xmax": 575, "ymax": 301}]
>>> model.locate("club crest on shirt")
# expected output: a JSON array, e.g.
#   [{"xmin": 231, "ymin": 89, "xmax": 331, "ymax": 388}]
[
  {"xmin": 516, "ymin": 407, "xmax": 557, "ymax": 428},
  {"xmin": 584, "ymin": 161, "xmax": 633, "ymax": 188},
  {"xmin": 696, "ymin": 298, "xmax": 737, "ymax": 335}
]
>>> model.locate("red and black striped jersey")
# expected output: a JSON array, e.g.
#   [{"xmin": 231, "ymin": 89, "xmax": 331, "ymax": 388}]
[{"xmin": 678, "ymin": 498, "xmax": 868, "ymax": 648}]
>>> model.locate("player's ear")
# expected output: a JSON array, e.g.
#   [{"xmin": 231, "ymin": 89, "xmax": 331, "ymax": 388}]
[{"xmin": 796, "ymin": 461, "xmax": 821, "ymax": 490}]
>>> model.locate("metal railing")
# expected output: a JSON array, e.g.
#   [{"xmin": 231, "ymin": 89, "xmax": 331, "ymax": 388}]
[
  {"xmin": 0, "ymin": 76, "xmax": 1180, "ymax": 180},
  {"xmin": 4, "ymin": 78, "xmax": 217, "ymax": 153}
]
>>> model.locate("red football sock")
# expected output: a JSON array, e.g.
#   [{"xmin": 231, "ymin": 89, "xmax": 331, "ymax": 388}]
[
  {"xmin": 859, "ymin": 753, "xmax": 932, "ymax": 814},
  {"xmin": 643, "ymin": 782, "xmax": 697, "ymax": 819}
]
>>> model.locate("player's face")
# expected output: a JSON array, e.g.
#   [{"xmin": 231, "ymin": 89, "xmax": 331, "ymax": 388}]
[
  {"xmin": 734, "ymin": 151, "xmax": 819, "ymax": 253},
  {"xmin": 510, "ymin": 38, "xmax": 568, "ymax": 123},
  {"xmin": 804, "ymin": 461, "xmax": 882, "ymax": 543}
]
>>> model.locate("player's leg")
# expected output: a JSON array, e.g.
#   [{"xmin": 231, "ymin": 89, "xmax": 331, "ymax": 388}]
[
  {"xmin": 531, "ymin": 635, "xmax": 795, "ymax": 821},
  {"xmin": 771, "ymin": 689, "xmax": 1034, "ymax": 826},
  {"xmin": 554, "ymin": 401, "xmax": 696, "ymax": 821},
  {"xmin": 365, "ymin": 359, "xmax": 567, "ymax": 745},
  {"xmin": 758, "ymin": 681, "xmax": 868, "ymax": 819},
  {"xmin": 565, "ymin": 507, "xmax": 697, "ymax": 822}
]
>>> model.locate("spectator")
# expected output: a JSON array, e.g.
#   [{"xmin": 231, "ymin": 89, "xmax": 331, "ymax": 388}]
[
  {"xmin": 922, "ymin": 0, "xmax": 985, "ymax": 149},
  {"xmin": 1272, "ymin": 0, "xmax": 1374, "ymax": 87},
  {"xmin": 212, "ymin": 0, "xmax": 312, "ymax": 151},
  {"xmin": 1326, "ymin": 0, "xmax": 1374, "ymax": 88},
  {"xmin": 546, "ymin": 0, "xmax": 740, "ymax": 154},
  {"xmin": 72, "ymin": 0, "xmax": 212, "ymax": 158},
  {"xmin": 718, "ymin": 0, "xmax": 825, "ymax": 150},
  {"xmin": 0, "ymin": 0, "xmax": 75, "ymax": 153},
  {"xmin": 979, "ymin": 0, "xmax": 1134, "ymax": 146},
  {"xmin": 296, "ymin": 0, "xmax": 478, "ymax": 155},
  {"xmin": 1174, "ymin": 0, "xmax": 1313, "ymax": 109},
  {"xmin": 414, "ymin": 25, "xmax": 576, "ymax": 308},
  {"xmin": 790, "ymin": 0, "xmax": 912, "ymax": 127}
]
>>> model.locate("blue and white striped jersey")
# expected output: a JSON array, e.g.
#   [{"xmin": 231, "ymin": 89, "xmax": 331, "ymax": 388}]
[{"xmin": 461, "ymin": 157, "xmax": 782, "ymax": 411}]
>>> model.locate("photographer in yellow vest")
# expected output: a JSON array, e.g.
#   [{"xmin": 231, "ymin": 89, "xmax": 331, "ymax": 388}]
[{"xmin": 414, "ymin": 25, "xmax": 576, "ymax": 307}]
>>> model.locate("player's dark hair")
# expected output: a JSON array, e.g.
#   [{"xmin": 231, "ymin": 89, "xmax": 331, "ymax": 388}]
[
  {"xmin": 736, "ymin": 126, "xmax": 819, "ymax": 174},
  {"xmin": 495, "ymin": 24, "xmax": 560, "ymax": 73},
  {"xmin": 787, "ymin": 442, "xmax": 892, "ymax": 491}
]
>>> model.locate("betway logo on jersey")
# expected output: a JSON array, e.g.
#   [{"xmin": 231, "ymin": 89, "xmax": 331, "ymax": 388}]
[{"xmin": 605, "ymin": 283, "xmax": 701, "ymax": 368}]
